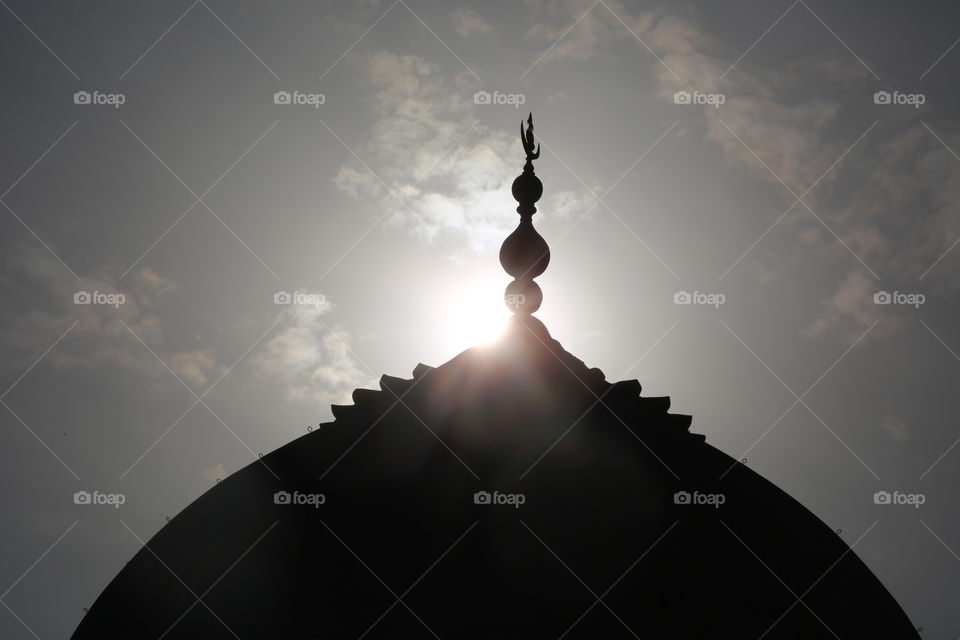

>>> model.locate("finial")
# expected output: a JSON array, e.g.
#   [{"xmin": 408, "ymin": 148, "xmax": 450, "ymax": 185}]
[
  {"xmin": 500, "ymin": 113, "xmax": 550, "ymax": 316},
  {"xmin": 521, "ymin": 113, "xmax": 540, "ymax": 169}
]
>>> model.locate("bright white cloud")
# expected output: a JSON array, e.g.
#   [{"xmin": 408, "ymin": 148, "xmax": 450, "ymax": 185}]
[{"xmin": 334, "ymin": 49, "xmax": 590, "ymax": 254}]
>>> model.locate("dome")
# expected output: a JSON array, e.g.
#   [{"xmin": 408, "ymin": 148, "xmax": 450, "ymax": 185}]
[{"xmin": 72, "ymin": 318, "xmax": 918, "ymax": 638}]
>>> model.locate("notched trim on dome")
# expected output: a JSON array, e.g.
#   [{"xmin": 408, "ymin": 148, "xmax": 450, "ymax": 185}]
[{"xmin": 329, "ymin": 361, "xmax": 699, "ymax": 442}]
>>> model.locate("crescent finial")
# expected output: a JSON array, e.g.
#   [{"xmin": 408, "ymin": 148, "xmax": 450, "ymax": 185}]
[{"xmin": 521, "ymin": 112, "xmax": 540, "ymax": 162}]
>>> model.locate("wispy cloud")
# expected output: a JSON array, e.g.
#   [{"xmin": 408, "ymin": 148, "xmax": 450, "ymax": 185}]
[
  {"xmin": 526, "ymin": 4, "xmax": 960, "ymax": 340},
  {"xmin": 880, "ymin": 414, "xmax": 910, "ymax": 443},
  {"xmin": 524, "ymin": 1, "xmax": 657, "ymax": 64},
  {"xmin": 804, "ymin": 271, "xmax": 901, "ymax": 342},
  {"xmin": 450, "ymin": 7, "xmax": 493, "ymax": 39},
  {"xmin": 333, "ymin": 49, "xmax": 591, "ymax": 254},
  {"xmin": 0, "ymin": 244, "xmax": 373, "ymax": 409},
  {"xmin": 248, "ymin": 297, "xmax": 371, "ymax": 406},
  {"xmin": 201, "ymin": 462, "xmax": 227, "ymax": 483},
  {"xmin": 0, "ymin": 245, "xmax": 221, "ymax": 393}
]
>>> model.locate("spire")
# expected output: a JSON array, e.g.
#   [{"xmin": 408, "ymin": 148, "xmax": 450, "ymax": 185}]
[{"xmin": 500, "ymin": 113, "xmax": 550, "ymax": 316}]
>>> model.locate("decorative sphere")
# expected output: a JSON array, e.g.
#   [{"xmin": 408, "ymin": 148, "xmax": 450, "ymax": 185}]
[
  {"xmin": 499, "ymin": 219, "xmax": 550, "ymax": 280},
  {"xmin": 504, "ymin": 279, "xmax": 542, "ymax": 315},
  {"xmin": 511, "ymin": 172, "xmax": 543, "ymax": 205}
]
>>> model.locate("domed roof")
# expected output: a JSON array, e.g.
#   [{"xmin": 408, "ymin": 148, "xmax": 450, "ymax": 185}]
[{"xmin": 72, "ymin": 317, "xmax": 918, "ymax": 638}]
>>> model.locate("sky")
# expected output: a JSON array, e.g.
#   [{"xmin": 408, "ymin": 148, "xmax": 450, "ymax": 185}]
[{"xmin": 1, "ymin": 0, "xmax": 960, "ymax": 636}]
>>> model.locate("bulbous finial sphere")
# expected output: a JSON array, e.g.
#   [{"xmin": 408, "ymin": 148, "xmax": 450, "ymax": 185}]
[
  {"xmin": 501, "ymin": 113, "xmax": 550, "ymax": 316},
  {"xmin": 504, "ymin": 279, "xmax": 542, "ymax": 314},
  {"xmin": 499, "ymin": 218, "xmax": 549, "ymax": 280},
  {"xmin": 511, "ymin": 172, "xmax": 542, "ymax": 214}
]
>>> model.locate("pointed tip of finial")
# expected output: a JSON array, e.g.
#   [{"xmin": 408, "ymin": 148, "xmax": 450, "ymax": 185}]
[{"xmin": 521, "ymin": 113, "xmax": 540, "ymax": 163}]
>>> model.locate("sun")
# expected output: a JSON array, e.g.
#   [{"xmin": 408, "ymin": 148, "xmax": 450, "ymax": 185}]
[{"xmin": 442, "ymin": 278, "xmax": 511, "ymax": 351}]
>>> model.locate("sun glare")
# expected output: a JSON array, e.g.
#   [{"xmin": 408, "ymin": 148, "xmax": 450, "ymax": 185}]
[{"xmin": 443, "ymin": 279, "xmax": 511, "ymax": 351}]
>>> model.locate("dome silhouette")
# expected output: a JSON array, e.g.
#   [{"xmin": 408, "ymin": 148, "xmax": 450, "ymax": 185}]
[{"xmin": 72, "ymin": 116, "xmax": 919, "ymax": 639}]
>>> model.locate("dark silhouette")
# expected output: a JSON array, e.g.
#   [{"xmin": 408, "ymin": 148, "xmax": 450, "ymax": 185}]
[
  {"xmin": 73, "ymin": 115, "xmax": 919, "ymax": 639},
  {"xmin": 500, "ymin": 113, "xmax": 549, "ymax": 318}
]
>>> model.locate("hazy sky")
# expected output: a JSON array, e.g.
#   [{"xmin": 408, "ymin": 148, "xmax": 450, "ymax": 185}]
[{"xmin": 2, "ymin": 0, "xmax": 960, "ymax": 637}]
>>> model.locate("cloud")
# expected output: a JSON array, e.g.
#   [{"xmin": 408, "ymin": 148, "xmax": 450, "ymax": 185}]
[
  {"xmin": 524, "ymin": 4, "xmax": 849, "ymax": 194},
  {"xmin": 131, "ymin": 267, "xmax": 177, "ymax": 308},
  {"xmin": 524, "ymin": 1, "xmax": 657, "ymax": 64},
  {"xmin": 169, "ymin": 349, "xmax": 218, "ymax": 389},
  {"xmin": 799, "ymin": 124, "xmax": 960, "ymax": 339},
  {"xmin": 523, "ymin": 4, "xmax": 960, "ymax": 342},
  {"xmin": 880, "ymin": 414, "xmax": 910, "ymax": 443},
  {"xmin": 331, "ymin": 13, "xmax": 959, "ymax": 345},
  {"xmin": 334, "ymin": 165, "xmax": 380, "ymax": 199},
  {"xmin": 638, "ymin": 13, "xmax": 960, "ymax": 340},
  {"xmin": 333, "ymin": 50, "xmax": 592, "ymax": 254},
  {"xmin": 645, "ymin": 19, "xmax": 851, "ymax": 196},
  {"xmin": 545, "ymin": 189, "xmax": 595, "ymax": 222},
  {"xmin": 450, "ymin": 7, "xmax": 493, "ymax": 39},
  {"xmin": 837, "ymin": 125, "xmax": 960, "ymax": 275},
  {"xmin": 0, "ymin": 247, "xmax": 372, "ymax": 409},
  {"xmin": 804, "ymin": 271, "xmax": 905, "ymax": 342},
  {"xmin": 248, "ymin": 296, "xmax": 371, "ymax": 406},
  {"xmin": 0, "ymin": 245, "xmax": 221, "ymax": 393},
  {"xmin": 201, "ymin": 463, "xmax": 227, "ymax": 483}
]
